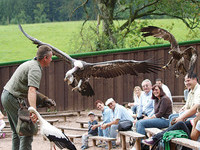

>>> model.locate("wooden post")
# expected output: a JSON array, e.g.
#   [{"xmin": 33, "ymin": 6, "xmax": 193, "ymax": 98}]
[
  {"xmin": 108, "ymin": 141, "xmax": 112, "ymax": 150},
  {"xmin": 64, "ymin": 116, "xmax": 67, "ymax": 122},
  {"xmin": 135, "ymin": 139, "xmax": 141, "ymax": 150},
  {"xmin": 61, "ymin": 129, "xmax": 64, "ymax": 133},
  {"xmin": 170, "ymin": 142, "xmax": 176, "ymax": 150},
  {"xmin": 80, "ymin": 123, "xmax": 84, "ymax": 128},
  {"xmin": 92, "ymin": 139, "xmax": 96, "ymax": 146},
  {"xmin": 69, "ymin": 137, "xmax": 74, "ymax": 142},
  {"xmin": 77, "ymin": 111, "xmax": 81, "ymax": 116},
  {"xmin": 120, "ymin": 134, "xmax": 126, "ymax": 150}
]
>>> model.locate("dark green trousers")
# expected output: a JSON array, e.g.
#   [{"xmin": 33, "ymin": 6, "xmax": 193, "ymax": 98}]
[{"xmin": 1, "ymin": 90, "xmax": 33, "ymax": 150}]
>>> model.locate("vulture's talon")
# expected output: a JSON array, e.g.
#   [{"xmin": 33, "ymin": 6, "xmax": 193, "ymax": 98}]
[{"xmin": 72, "ymin": 86, "xmax": 81, "ymax": 91}]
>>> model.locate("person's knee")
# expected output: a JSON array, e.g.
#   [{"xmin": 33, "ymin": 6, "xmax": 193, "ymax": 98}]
[
  {"xmin": 176, "ymin": 121, "xmax": 185, "ymax": 126},
  {"xmin": 136, "ymin": 120, "xmax": 143, "ymax": 128}
]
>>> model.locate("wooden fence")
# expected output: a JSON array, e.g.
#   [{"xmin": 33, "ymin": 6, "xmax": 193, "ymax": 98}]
[{"xmin": 0, "ymin": 40, "xmax": 200, "ymax": 111}]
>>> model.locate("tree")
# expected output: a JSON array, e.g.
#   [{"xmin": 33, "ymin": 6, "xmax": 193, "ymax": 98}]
[{"xmin": 72, "ymin": 0, "xmax": 200, "ymax": 50}]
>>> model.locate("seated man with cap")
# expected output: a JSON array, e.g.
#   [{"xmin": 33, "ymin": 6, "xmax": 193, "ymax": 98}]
[{"xmin": 102, "ymin": 98, "xmax": 134, "ymax": 147}]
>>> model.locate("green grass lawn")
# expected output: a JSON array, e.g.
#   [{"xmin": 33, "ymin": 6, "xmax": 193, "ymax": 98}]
[{"xmin": 0, "ymin": 19, "xmax": 199, "ymax": 63}]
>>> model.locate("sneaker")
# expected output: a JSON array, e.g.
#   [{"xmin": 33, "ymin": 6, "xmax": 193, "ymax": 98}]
[
  {"xmin": 81, "ymin": 145, "xmax": 89, "ymax": 150},
  {"xmin": 97, "ymin": 140, "xmax": 102, "ymax": 145},
  {"xmin": 112, "ymin": 144, "xmax": 119, "ymax": 149},
  {"xmin": 142, "ymin": 138, "xmax": 155, "ymax": 146},
  {"xmin": 105, "ymin": 144, "xmax": 119, "ymax": 149},
  {"xmin": 97, "ymin": 144, "xmax": 106, "ymax": 148}
]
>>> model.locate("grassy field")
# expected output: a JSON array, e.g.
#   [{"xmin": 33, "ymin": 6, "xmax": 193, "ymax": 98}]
[{"xmin": 0, "ymin": 19, "xmax": 199, "ymax": 63}]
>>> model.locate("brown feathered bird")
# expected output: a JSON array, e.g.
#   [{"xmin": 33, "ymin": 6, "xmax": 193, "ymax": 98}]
[
  {"xmin": 19, "ymin": 24, "xmax": 161, "ymax": 97},
  {"xmin": 141, "ymin": 26, "xmax": 198, "ymax": 77}
]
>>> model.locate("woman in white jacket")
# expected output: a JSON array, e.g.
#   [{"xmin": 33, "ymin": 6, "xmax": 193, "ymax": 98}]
[{"xmin": 128, "ymin": 86, "xmax": 144, "ymax": 115}]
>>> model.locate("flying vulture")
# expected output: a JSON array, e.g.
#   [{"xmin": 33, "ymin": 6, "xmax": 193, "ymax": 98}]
[
  {"xmin": 28, "ymin": 107, "xmax": 77, "ymax": 150},
  {"xmin": 19, "ymin": 24, "xmax": 160, "ymax": 97},
  {"xmin": 141, "ymin": 26, "xmax": 198, "ymax": 77}
]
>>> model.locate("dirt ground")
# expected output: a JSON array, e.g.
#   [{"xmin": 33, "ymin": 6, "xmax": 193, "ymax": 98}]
[
  {"xmin": 0, "ymin": 109, "xmax": 124, "ymax": 150},
  {"xmin": 0, "ymin": 105, "xmax": 182, "ymax": 150}
]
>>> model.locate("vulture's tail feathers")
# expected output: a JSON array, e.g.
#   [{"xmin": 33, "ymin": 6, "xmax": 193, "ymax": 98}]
[{"xmin": 80, "ymin": 81, "xmax": 95, "ymax": 97}]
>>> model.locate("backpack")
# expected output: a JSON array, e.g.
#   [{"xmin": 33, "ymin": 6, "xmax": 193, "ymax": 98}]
[{"xmin": 151, "ymin": 137, "xmax": 164, "ymax": 150}]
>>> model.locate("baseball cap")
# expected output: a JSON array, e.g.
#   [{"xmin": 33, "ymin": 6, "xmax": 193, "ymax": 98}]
[
  {"xmin": 105, "ymin": 98, "xmax": 114, "ymax": 106},
  {"xmin": 88, "ymin": 111, "xmax": 95, "ymax": 116}
]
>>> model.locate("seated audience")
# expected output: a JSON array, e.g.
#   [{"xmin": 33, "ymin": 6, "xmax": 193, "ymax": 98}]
[
  {"xmin": 0, "ymin": 111, "xmax": 5, "ymax": 138},
  {"xmin": 156, "ymin": 78, "xmax": 172, "ymax": 102},
  {"xmin": 143, "ymin": 104, "xmax": 200, "ymax": 150},
  {"xmin": 101, "ymin": 98, "xmax": 134, "ymax": 147},
  {"xmin": 128, "ymin": 86, "xmax": 144, "ymax": 114},
  {"xmin": 136, "ymin": 84, "xmax": 172, "ymax": 135},
  {"xmin": 169, "ymin": 73, "xmax": 200, "ymax": 126},
  {"xmin": 81, "ymin": 112, "xmax": 98, "ymax": 150},
  {"xmin": 136, "ymin": 79, "xmax": 154, "ymax": 120}
]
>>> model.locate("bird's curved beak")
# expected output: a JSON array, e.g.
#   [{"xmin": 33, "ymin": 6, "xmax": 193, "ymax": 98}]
[{"xmin": 64, "ymin": 76, "xmax": 74, "ymax": 85}]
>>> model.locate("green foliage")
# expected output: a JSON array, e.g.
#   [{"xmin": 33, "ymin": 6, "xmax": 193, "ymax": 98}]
[
  {"xmin": 0, "ymin": 19, "xmax": 199, "ymax": 63},
  {"xmin": 0, "ymin": 0, "xmax": 97, "ymax": 25}
]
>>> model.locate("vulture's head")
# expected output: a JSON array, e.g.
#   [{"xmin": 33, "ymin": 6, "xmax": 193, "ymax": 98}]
[
  {"xmin": 64, "ymin": 60, "xmax": 84, "ymax": 84},
  {"xmin": 64, "ymin": 71, "xmax": 74, "ymax": 85}
]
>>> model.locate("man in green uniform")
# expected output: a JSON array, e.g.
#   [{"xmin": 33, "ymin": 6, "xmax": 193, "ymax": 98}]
[{"xmin": 1, "ymin": 45, "xmax": 53, "ymax": 150}]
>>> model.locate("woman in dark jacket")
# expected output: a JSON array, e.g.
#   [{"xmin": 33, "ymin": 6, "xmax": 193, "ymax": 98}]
[{"xmin": 136, "ymin": 84, "xmax": 172, "ymax": 135}]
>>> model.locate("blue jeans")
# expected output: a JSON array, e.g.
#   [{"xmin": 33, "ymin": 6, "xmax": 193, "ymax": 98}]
[
  {"xmin": 81, "ymin": 133, "xmax": 92, "ymax": 148},
  {"xmin": 169, "ymin": 113, "xmax": 179, "ymax": 126},
  {"xmin": 136, "ymin": 118, "xmax": 169, "ymax": 135},
  {"xmin": 131, "ymin": 105, "xmax": 138, "ymax": 114},
  {"xmin": 110, "ymin": 124, "xmax": 119, "ymax": 145},
  {"xmin": 169, "ymin": 112, "xmax": 196, "ymax": 126},
  {"xmin": 98, "ymin": 126, "xmax": 110, "ymax": 137}
]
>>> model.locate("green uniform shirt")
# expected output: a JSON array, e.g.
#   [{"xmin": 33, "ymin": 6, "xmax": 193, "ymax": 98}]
[{"xmin": 4, "ymin": 59, "xmax": 42, "ymax": 99}]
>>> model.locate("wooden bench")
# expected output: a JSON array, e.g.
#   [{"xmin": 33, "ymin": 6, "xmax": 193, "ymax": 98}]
[
  {"xmin": 145, "ymin": 128, "xmax": 200, "ymax": 150},
  {"xmin": 39, "ymin": 111, "xmax": 57, "ymax": 115},
  {"xmin": 66, "ymin": 134, "xmax": 82, "ymax": 142},
  {"xmin": 172, "ymin": 95, "xmax": 184, "ymax": 100},
  {"xmin": 46, "ymin": 119, "xmax": 59, "ymax": 125},
  {"xmin": 89, "ymin": 136, "xmax": 116, "ymax": 150},
  {"xmin": 145, "ymin": 128, "xmax": 162, "ymax": 137},
  {"xmin": 57, "ymin": 126, "xmax": 88, "ymax": 132},
  {"xmin": 76, "ymin": 120, "xmax": 88, "ymax": 128},
  {"xmin": 119, "ymin": 130, "xmax": 145, "ymax": 150},
  {"xmin": 42, "ymin": 113, "xmax": 75, "ymax": 122}
]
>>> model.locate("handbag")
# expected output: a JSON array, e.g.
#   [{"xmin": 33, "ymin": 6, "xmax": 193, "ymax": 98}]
[
  {"xmin": 16, "ymin": 105, "xmax": 38, "ymax": 136},
  {"xmin": 118, "ymin": 120, "xmax": 133, "ymax": 131}
]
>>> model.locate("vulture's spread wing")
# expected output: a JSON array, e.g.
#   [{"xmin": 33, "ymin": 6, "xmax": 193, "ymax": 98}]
[
  {"xmin": 18, "ymin": 24, "xmax": 75, "ymax": 64},
  {"xmin": 141, "ymin": 26, "xmax": 179, "ymax": 50},
  {"xmin": 183, "ymin": 46, "xmax": 198, "ymax": 77},
  {"xmin": 82, "ymin": 59, "xmax": 161, "ymax": 78}
]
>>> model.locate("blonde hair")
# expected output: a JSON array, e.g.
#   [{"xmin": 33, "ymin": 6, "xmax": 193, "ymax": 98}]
[{"xmin": 133, "ymin": 86, "xmax": 142, "ymax": 93}]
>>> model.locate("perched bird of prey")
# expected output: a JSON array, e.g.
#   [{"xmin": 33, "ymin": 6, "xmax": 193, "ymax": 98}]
[
  {"xmin": 19, "ymin": 24, "xmax": 160, "ymax": 97},
  {"xmin": 28, "ymin": 107, "xmax": 77, "ymax": 150},
  {"xmin": 141, "ymin": 26, "xmax": 198, "ymax": 77},
  {"xmin": 36, "ymin": 91, "xmax": 56, "ymax": 108}
]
